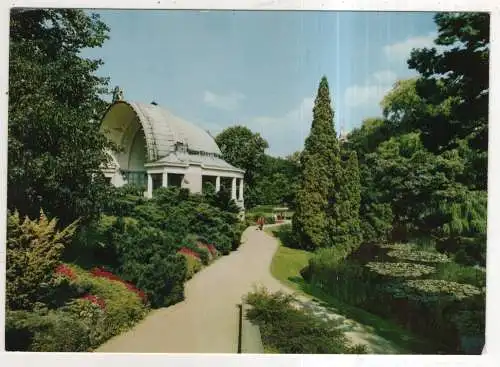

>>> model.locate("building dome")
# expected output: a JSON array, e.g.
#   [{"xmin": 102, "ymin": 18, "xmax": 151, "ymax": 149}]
[
  {"xmin": 100, "ymin": 100, "xmax": 222, "ymax": 162},
  {"xmin": 100, "ymin": 98, "xmax": 244, "ymax": 206}
]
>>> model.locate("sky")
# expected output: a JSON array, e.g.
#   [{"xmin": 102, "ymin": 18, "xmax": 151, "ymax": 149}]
[{"xmin": 84, "ymin": 10, "xmax": 438, "ymax": 157}]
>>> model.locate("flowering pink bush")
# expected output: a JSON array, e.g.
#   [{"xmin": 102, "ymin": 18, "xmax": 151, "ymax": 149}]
[
  {"xmin": 81, "ymin": 294, "xmax": 106, "ymax": 309},
  {"xmin": 55, "ymin": 264, "xmax": 76, "ymax": 280},
  {"xmin": 178, "ymin": 247, "xmax": 201, "ymax": 259},
  {"xmin": 90, "ymin": 267, "xmax": 147, "ymax": 303}
]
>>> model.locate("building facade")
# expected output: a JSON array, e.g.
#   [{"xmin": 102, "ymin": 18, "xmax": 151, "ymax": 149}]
[{"xmin": 100, "ymin": 99, "xmax": 245, "ymax": 209}]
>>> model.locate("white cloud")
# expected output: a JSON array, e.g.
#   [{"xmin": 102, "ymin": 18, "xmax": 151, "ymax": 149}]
[
  {"xmin": 344, "ymin": 69, "xmax": 398, "ymax": 108},
  {"xmin": 203, "ymin": 90, "xmax": 246, "ymax": 111},
  {"xmin": 245, "ymin": 97, "xmax": 315, "ymax": 156},
  {"xmin": 383, "ymin": 32, "xmax": 436, "ymax": 64},
  {"xmin": 372, "ymin": 70, "xmax": 398, "ymax": 84},
  {"xmin": 344, "ymin": 83, "xmax": 392, "ymax": 108},
  {"xmin": 343, "ymin": 32, "xmax": 437, "ymax": 110}
]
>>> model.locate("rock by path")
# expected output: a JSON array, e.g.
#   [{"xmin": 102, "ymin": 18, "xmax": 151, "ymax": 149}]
[{"xmin": 96, "ymin": 224, "xmax": 402, "ymax": 354}]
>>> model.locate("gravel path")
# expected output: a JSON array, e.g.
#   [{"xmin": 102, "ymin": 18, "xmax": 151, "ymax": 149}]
[
  {"xmin": 96, "ymin": 225, "xmax": 401, "ymax": 353},
  {"xmin": 96, "ymin": 225, "xmax": 290, "ymax": 353}
]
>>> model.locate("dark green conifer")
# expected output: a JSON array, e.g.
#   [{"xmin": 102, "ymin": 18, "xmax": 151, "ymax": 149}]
[
  {"xmin": 329, "ymin": 150, "xmax": 362, "ymax": 252},
  {"xmin": 292, "ymin": 76, "xmax": 340, "ymax": 249}
]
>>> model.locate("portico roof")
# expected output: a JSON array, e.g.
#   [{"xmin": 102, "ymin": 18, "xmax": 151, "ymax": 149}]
[{"xmin": 146, "ymin": 151, "xmax": 245, "ymax": 173}]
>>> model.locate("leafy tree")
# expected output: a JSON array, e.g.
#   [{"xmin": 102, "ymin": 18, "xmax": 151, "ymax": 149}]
[
  {"xmin": 330, "ymin": 151, "xmax": 362, "ymax": 250},
  {"xmin": 381, "ymin": 79, "xmax": 425, "ymax": 136},
  {"xmin": 345, "ymin": 118, "xmax": 393, "ymax": 244},
  {"xmin": 8, "ymin": 9, "xmax": 112, "ymax": 225},
  {"xmin": 252, "ymin": 154, "xmax": 301, "ymax": 207},
  {"xmin": 215, "ymin": 126, "xmax": 269, "ymax": 207},
  {"xmin": 345, "ymin": 118, "xmax": 390, "ymax": 159},
  {"xmin": 408, "ymin": 12, "xmax": 489, "ymax": 188},
  {"xmin": 293, "ymin": 76, "xmax": 340, "ymax": 249}
]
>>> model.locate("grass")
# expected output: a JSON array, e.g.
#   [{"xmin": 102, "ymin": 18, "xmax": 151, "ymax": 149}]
[
  {"xmin": 268, "ymin": 237, "xmax": 313, "ymax": 289},
  {"xmin": 264, "ymin": 226, "xmax": 436, "ymax": 354}
]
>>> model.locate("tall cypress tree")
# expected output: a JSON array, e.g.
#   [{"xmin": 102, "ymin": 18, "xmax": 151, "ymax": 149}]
[
  {"xmin": 292, "ymin": 77, "xmax": 340, "ymax": 249},
  {"xmin": 329, "ymin": 150, "xmax": 362, "ymax": 251}
]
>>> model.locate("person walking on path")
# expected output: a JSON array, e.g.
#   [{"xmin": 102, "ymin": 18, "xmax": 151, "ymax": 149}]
[{"xmin": 257, "ymin": 216, "xmax": 265, "ymax": 231}]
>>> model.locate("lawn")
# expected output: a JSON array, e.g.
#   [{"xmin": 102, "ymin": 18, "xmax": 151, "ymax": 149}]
[
  {"xmin": 264, "ymin": 226, "xmax": 436, "ymax": 354},
  {"xmin": 268, "ymin": 238, "xmax": 313, "ymax": 290}
]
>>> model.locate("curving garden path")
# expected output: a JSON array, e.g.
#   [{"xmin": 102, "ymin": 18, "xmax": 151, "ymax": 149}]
[
  {"xmin": 96, "ymin": 224, "xmax": 400, "ymax": 354},
  {"xmin": 96, "ymin": 225, "xmax": 290, "ymax": 353}
]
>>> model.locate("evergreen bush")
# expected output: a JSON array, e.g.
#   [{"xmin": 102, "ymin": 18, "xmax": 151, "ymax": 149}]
[
  {"xmin": 245, "ymin": 288, "xmax": 366, "ymax": 354},
  {"xmin": 6, "ymin": 210, "xmax": 78, "ymax": 311}
]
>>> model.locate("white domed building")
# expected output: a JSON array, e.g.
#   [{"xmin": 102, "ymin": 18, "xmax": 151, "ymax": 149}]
[{"xmin": 100, "ymin": 98, "xmax": 245, "ymax": 209}]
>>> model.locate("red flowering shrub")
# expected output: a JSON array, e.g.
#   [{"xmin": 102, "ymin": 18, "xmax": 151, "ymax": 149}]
[
  {"xmin": 178, "ymin": 247, "xmax": 200, "ymax": 259},
  {"xmin": 55, "ymin": 264, "xmax": 76, "ymax": 280},
  {"xmin": 90, "ymin": 267, "xmax": 147, "ymax": 303},
  {"xmin": 81, "ymin": 294, "xmax": 106, "ymax": 310}
]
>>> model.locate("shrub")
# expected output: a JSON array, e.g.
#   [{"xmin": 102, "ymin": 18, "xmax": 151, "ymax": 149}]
[
  {"xmin": 309, "ymin": 245, "xmax": 355, "ymax": 270},
  {"xmin": 134, "ymin": 254, "xmax": 188, "ymax": 307},
  {"xmin": 304, "ymin": 238, "xmax": 485, "ymax": 353},
  {"xmin": 381, "ymin": 279, "xmax": 484, "ymax": 352},
  {"xmin": 179, "ymin": 247, "xmax": 201, "ymax": 259},
  {"xmin": 6, "ymin": 309, "xmax": 91, "ymax": 352},
  {"xmin": 6, "ymin": 210, "xmax": 78, "ymax": 311},
  {"xmin": 63, "ymin": 298, "xmax": 107, "ymax": 347},
  {"xmin": 6, "ymin": 269, "xmax": 148, "ymax": 353},
  {"xmin": 384, "ymin": 279, "xmax": 481, "ymax": 302},
  {"xmin": 245, "ymin": 288, "xmax": 366, "ymax": 354},
  {"xmin": 265, "ymin": 215, "xmax": 276, "ymax": 224},
  {"xmin": 90, "ymin": 267, "xmax": 147, "ymax": 303},
  {"xmin": 365, "ymin": 262, "xmax": 436, "ymax": 278},
  {"xmin": 387, "ymin": 248, "xmax": 451, "ymax": 263},
  {"xmin": 306, "ymin": 247, "xmax": 374, "ymax": 306},
  {"xmin": 434, "ymin": 262, "xmax": 486, "ymax": 288},
  {"xmin": 449, "ymin": 291, "xmax": 485, "ymax": 350},
  {"xmin": 311, "ymin": 261, "xmax": 374, "ymax": 306},
  {"xmin": 68, "ymin": 264, "xmax": 148, "ymax": 336},
  {"xmin": 182, "ymin": 253, "xmax": 202, "ymax": 279},
  {"xmin": 65, "ymin": 214, "xmax": 138, "ymax": 269},
  {"xmin": 196, "ymin": 246, "xmax": 210, "ymax": 265}
]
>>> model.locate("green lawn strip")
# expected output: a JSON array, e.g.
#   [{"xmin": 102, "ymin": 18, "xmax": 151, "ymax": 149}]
[{"xmin": 264, "ymin": 227, "xmax": 434, "ymax": 354}]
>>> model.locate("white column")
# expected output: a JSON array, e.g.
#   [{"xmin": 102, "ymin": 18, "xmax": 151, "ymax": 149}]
[
  {"xmin": 215, "ymin": 176, "xmax": 221, "ymax": 192},
  {"xmin": 239, "ymin": 178, "xmax": 244, "ymax": 201},
  {"xmin": 231, "ymin": 177, "xmax": 237, "ymax": 200},
  {"xmin": 162, "ymin": 170, "xmax": 168, "ymax": 187},
  {"xmin": 147, "ymin": 173, "xmax": 153, "ymax": 198}
]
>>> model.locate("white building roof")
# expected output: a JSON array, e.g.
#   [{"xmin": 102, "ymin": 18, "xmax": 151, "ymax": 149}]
[
  {"xmin": 127, "ymin": 101, "xmax": 222, "ymax": 158},
  {"xmin": 101, "ymin": 100, "xmax": 244, "ymax": 174},
  {"xmin": 151, "ymin": 152, "xmax": 245, "ymax": 173}
]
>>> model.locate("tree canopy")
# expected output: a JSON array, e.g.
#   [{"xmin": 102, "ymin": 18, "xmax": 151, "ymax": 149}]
[
  {"xmin": 8, "ymin": 9, "xmax": 112, "ymax": 225},
  {"xmin": 344, "ymin": 12, "xmax": 488, "ymax": 266},
  {"xmin": 293, "ymin": 76, "xmax": 340, "ymax": 249}
]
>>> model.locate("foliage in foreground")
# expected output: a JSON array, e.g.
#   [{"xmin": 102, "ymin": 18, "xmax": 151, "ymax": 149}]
[
  {"xmin": 6, "ymin": 210, "xmax": 78, "ymax": 311},
  {"xmin": 8, "ymin": 9, "xmax": 112, "ymax": 226},
  {"xmin": 244, "ymin": 288, "xmax": 366, "ymax": 354},
  {"xmin": 6, "ymin": 263, "xmax": 148, "ymax": 352},
  {"xmin": 344, "ymin": 13, "xmax": 488, "ymax": 267},
  {"xmin": 68, "ymin": 186, "xmax": 246, "ymax": 308},
  {"xmin": 6, "ymin": 210, "xmax": 148, "ymax": 351},
  {"xmin": 303, "ymin": 239, "xmax": 485, "ymax": 353}
]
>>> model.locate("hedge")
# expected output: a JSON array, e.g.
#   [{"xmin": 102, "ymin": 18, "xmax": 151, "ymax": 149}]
[{"xmin": 6, "ymin": 264, "xmax": 148, "ymax": 352}]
